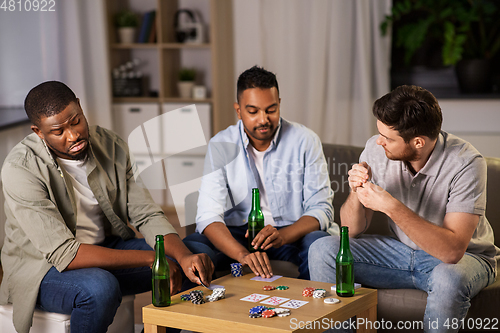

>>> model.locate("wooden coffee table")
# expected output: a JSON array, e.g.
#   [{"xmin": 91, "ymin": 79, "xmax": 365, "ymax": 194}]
[{"xmin": 143, "ymin": 273, "xmax": 377, "ymax": 333}]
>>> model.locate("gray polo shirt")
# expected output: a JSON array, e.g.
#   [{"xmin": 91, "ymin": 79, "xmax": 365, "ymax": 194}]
[{"xmin": 360, "ymin": 131, "xmax": 499, "ymax": 274}]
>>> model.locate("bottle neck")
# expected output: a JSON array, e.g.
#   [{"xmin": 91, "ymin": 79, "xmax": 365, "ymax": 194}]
[
  {"xmin": 251, "ymin": 191, "xmax": 261, "ymax": 211},
  {"xmin": 340, "ymin": 229, "xmax": 350, "ymax": 249},
  {"xmin": 155, "ymin": 240, "xmax": 165, "ymax": 258}
]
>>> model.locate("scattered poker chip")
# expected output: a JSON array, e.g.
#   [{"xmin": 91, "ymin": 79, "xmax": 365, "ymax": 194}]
[
  {"xmin": 230, "ymin": 263, "xmax": 243, "ymax": 277},
  {"xmin": 276, "ymin": 285, "xmax": 289, "ymax": 290},
  {"xmin": 180, "ymin": 294, "xmax": 191, "ymax": 301},
  {"xmin": 249, "ymin": 313, "xmax": 262, "ymax": 318},
  {"xmin": 277, "ymin": 312, "xmax": 291, "ymax": 317},
  {"xmin": 262, "ymin": 285, "xmax": 275, "ymax": 291},
  {"xmin": 324, "ymin": 297, "xmax": 340, "ymax": 304},
  {"xmin": 261, "ymin": 309, "xmax": 276, "ymax": 318}
]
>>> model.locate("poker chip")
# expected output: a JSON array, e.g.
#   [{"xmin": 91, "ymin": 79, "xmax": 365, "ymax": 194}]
[
  {"xmin": 302, "ymin": 287, "xmax": 315, "ymax": 297},
  {"xmin": 276, "ymin": 285, "xmax": 289, "ymax": 290},
  {"xmin": 324, "ymin": 297, "xmax": 340, "ymax": 304},
  {"xmin": 249, "ymin": 306, "xmax": 268, "ymax": 314},
  {"xmin": 249, "ymin": 313, "xmax": 262, "ymax": 318},
  {"xmin": 206, "ymin": 287, "xmax": 226, "ymax": 302},
  {"xmin": 190, "ymin": 290, "xmax": 205, "ymax": 304},
  {"xmin": 230, "ymin": 263, "xmax": 243, "ymax": 277},
  {"xmin": 277, "ymin": 312, "xmax": 291, "ymax": 317},
  {"xmin": 261, "ymin": 309, "xmax": 276, "ymax": 318},
  {"xmin": 180, "ymin": 294, "xmax": 191, "ymax": 301},
  {"xmin": 273, "ymin": 308, "xmax": 291, "ymax": 315},
  {"xmin": 262, "ymin": 285, "xmax": 275, "ymax": 291},
  {"xmin": 313, "ymin": 289, "xmax": 327, "ymax": 298}
]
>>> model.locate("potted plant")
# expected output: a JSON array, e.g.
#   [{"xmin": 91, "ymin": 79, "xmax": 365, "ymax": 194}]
[
  {"xmin": 177, "ymin": 68, "xmax": 196, "ymax": 98},
  {"xmin": 381, "ymin": 0, "xmax": 500, "ymax": 93},
  {"xmin": 115, "ymin": 10, "xmax": 139, "ymax": 44}
]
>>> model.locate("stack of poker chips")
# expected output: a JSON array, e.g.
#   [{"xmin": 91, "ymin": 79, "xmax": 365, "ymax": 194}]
[
  {"xmin": 180, "ymin": 294, "xmax": 191, "ymax": 301},
  {"xmin": 230, "ymin": 263, "xmax": 243, "ymax": 277},
  {"xmin": 248, "ymin": 305, "xmax": 268, "ymax": 318},
  {"xmin": 276, "ymin": 285, "xmax": 289, "ymax": 290},
  {"xmin": 313, "ymin": 288, "xmax": 327, "ymax": 298},
  {"xmin": 206, "ymin": 287, "xmax": 226, "ymax": 302},
  {"xmin": 302, "ymin": 287, "xmax": 316, "ymax": 297},
  {"xmin": 261, "ymin": 309, "xmax": 276, "ymax": 318},
  {"xmin": 262, "ymin": 285, "xmax": 275, "ymax": 291},
  {"xmin": 190, "ymin": 290, "xmax": 205, "ymax": 304},
  {"xmin": 274, "ymin": 308, "xmax": 291, "ymax": 317}
]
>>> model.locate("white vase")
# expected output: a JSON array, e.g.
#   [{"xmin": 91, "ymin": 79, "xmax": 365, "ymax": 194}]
[
  {"xmin": 177, "ymin": 81, "xmax": 195, "ymax": 98},
  {"xmin": 118, "ymin": 27, "xmax": 136, "ymax": 44}
]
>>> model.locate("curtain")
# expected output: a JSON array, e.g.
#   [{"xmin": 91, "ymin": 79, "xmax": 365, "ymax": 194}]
[
  {"xmin": 39, "ymin": 0, "xmax": 112, "ymax": 128},
  {"xmin": 233, "ymin": 0, "xmax": 392, "ymax": 146}
]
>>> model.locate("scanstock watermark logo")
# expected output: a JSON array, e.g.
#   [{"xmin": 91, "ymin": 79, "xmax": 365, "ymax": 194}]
[{"xmin": 127, "ymin": 104, "xmax": 247, "ymax": 227}]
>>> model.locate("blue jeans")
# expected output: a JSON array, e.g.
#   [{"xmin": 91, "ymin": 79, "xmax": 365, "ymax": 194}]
[
  {"xmin": 308, "ymin": 234, "xmax": 496, "ymax": 333},
  {"xmin": 183, "ymin": 225, "xmax": 329, "ymax": 279},
  {"xmin": 36, "ymin": 237, "xmax": 154, "ymax": 333}
]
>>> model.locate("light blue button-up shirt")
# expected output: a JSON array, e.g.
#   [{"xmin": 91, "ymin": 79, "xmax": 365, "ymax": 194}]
[{"xmin": 196, "ymin": 118, "xmax": 336, "ymax": 235}]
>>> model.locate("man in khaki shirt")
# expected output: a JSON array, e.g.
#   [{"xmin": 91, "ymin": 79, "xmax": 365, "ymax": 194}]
[{"xmin": 0, "ymin": 81, "xmax": 213, "ymax": 333}]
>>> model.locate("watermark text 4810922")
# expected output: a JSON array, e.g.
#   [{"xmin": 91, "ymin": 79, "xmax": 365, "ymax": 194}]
[{"xmin": 1, "ymin": 0, "xmax": 55, "ymax": 11}]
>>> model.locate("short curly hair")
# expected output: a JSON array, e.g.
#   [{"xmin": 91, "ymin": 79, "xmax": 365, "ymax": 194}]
[
  {"xmin": 236, "ymin": 66, "xmax": 279, "ymax": 102},
  {"xmin": 24, "ymin": 81, "xmax": 77, "ymax": 126}
]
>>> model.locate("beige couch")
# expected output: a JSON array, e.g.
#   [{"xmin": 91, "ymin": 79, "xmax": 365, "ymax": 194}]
[
  {"xmin": 322, "ymin": 143, "xmax": 500, "ymax": 332},
  {"xmin": 184, "ymin": 143, "xmax": 499, "ymax": 332}
]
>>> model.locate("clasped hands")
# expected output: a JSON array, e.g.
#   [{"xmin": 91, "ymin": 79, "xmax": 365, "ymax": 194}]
[{"xmin": 348, "ymin": 162, "xmax": 393, "ymax": 212}]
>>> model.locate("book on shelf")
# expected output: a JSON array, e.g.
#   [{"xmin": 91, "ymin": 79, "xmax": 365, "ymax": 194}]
[
  {"xmin": 138, "ymin": 10, "xmax": 156, "ymax": 43},
  {"xmin": 148, "ymin": 14, "xmax": 157, "ymax": 43}
]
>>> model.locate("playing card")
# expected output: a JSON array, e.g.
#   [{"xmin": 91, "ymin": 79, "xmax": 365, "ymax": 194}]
[
  {"xmin": 208, "ymin": 284, "xmax": 224, "ymax": 290},
  {"xmin": 250, "ymin": 275, "xmax": 282, "ymax": 282},
  {"xmin": 280, "ymin": 299, "xmax": 309, "ymax": 309},
  {"xmin": 260, "ymin": 296, "xmax": 289, "ymax": 306},
  {"xmin": 240, "ymin": 293, "xmax": 270, "ymax": 302}
]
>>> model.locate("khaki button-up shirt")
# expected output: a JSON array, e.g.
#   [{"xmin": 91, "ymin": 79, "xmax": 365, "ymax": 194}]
[{"xmin": 0, "ymin": 126, "xmax": 176, "ymax": 333}]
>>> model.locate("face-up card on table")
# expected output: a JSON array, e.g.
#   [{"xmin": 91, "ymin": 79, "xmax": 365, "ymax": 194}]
[
  {"xmin": 240, "ymin": 294, "xmax": 270, "ymax": 302},
  {"xmin": 280, "ymin": 299, "xmax": 309, "ymax": 309},
  {"xmin": 250, "ymin": 275, "xmax": 282, "ymax": 282},
  {"xmin": 260, "ymin": 296, "xmax": 289, "ymax": 306}
]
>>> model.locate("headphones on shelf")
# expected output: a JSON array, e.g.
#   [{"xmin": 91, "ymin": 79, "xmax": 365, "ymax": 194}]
[{"xmin": 174, "ymin": 9, "xmax": 204, "ymax": 44}]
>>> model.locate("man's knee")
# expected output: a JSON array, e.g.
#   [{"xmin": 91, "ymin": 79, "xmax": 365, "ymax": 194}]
[
  {"xmin": 428, "ymin": 264, "xmax": 471, "ymax": 298},
  {"xmin": 308, "ymin": 236, "xmax": 338, "ymax": 266},
  {"xmin": 76, "ymin": 268, "xmax": 121, "ymax": 307}
]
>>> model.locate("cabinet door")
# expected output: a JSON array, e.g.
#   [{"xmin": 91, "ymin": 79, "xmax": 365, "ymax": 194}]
[
  {"xmin": 130, "ymin": 153, "xmax": 166, "ymax": 206},
  {"xmin": 164, "ymin": 155, "xmax": 205, "ymax": 210},
  {"xmin": 113, "ymin": 103, "xmax": 161, "ymax": 155},
  {"xmin": 161, "ymin": 103, "xmax": 211, "ymax": 156}
]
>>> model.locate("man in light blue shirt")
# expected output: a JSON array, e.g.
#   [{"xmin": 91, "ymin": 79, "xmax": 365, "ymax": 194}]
[{"xmin": 183, "ymin": 66, "xmax": 336, "ymax": 279}]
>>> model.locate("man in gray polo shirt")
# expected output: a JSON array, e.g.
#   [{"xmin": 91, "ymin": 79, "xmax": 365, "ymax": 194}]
[{"xmin": 309, "ymin": 85, "xmax": 499, "ymax": 332}]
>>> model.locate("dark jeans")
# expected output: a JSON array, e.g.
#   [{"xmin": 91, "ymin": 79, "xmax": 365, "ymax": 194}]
[
  {"xmin": 183, "ymin": 225, "xmax": 329, "ymax": 280},
  {"xmin": 36, "ymin": 236, "xmax": 180, "ymax": 333}
]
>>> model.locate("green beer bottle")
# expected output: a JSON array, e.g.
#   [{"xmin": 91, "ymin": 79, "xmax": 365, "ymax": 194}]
[
  {"xmin": 336, "ymin": 226, "xmax": 354, "ymax": 297},
  {"xmin": 247, "ymin": 188, "xmax": 265, "ymax": 253},
  {"xmin": 152, "ymin": 235, "xmax": 171, "ymax": 307}
]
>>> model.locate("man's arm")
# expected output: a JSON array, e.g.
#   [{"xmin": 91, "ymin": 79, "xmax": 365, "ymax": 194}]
[
  {"xmin": 339, "ymin": 162, "xmax": 374, "ymax": 237},
  {"xmin": 252, "ymin": 216, "xmax": 320, "ymax": 250},
  {"xmin": 203, "ymin": 222, "xmax": 273, "ymax": 278},
  {"xmin": 357, "ymin": 181, "xmax": 479, "ymax": 263}
]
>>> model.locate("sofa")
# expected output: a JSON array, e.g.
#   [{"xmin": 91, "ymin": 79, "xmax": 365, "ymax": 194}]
[
  {"xmin": 322, "ymin": 143, "xmax": 500, "ymax": 332},
  {"xmin": 184, "ymin": 143, "xmax": 500, "ymax": 332}
]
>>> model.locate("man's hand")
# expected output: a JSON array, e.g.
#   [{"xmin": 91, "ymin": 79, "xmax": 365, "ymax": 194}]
[
  {"xmin": 238, "ymin": 251, "xmax": 273, "ymax": 278},
  {"xmin": 178, "ymin": 253, "xmax": 214, "ymax": 289},
  {"xmin": 348, "ymin": 162, "xmax": 372, "ymax": 192},
  {"xmin": 246, "ymin": 225, "xmax": 285, "ymax": 251},
  {"xmin": 356, "ymin": 181, "xmax": 394, "ymax": 213},
  {"xmin": 166, "ymin": 258, "xmax": 183, "ymax": 295}
]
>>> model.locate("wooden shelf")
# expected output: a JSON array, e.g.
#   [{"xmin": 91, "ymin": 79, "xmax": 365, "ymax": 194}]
[
  {"xmin": 112, "ymin": 97, "xmax": 213, "ymax": 104},
  {"xmin": 111, "ymin": 43, "xmax": 159, "ymax": 49}
]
